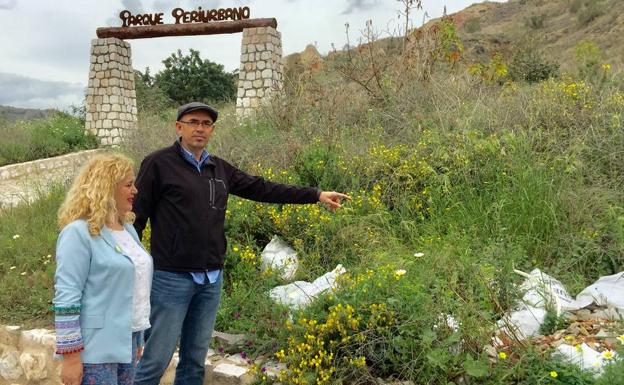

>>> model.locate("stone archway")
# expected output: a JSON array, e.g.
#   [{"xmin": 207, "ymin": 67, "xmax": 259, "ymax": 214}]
[{"xmin": 85, "ymin": 18, "xmax": 283, "ymax": 146}]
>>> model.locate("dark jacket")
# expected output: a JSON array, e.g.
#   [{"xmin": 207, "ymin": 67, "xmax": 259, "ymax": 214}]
[{"xmin": 133, "ymin": 141, "xmax": 320, "ymax": 272}]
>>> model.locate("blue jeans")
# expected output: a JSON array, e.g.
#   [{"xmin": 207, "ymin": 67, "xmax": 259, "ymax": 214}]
[{"xmin": 134, "ymin": 270, "xmax": 222, "ymax": 385}]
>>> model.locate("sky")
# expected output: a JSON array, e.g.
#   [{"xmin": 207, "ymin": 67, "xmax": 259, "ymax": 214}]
[{"xmin": 0, "ymin": 0, "xmax": 505, "ymax": 110}]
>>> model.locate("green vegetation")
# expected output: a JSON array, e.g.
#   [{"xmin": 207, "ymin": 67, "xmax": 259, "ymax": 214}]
[
  {"xmin": 463, "ymin": 17, "xmax": 481, "ymax": 33},
  {"xmin": 0, "ymin": 111, "xmax": 98, "ymax": 166},
  {"xmin": 147, "ymin": 49, "xmax": 236, "ymax": 106},
  {"xmin": 1, "ymin": 15, "xmax": 623, "ymax": 385}
]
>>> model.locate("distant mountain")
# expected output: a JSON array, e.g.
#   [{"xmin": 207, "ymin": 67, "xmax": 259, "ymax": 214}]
[{"xmin": 0, "ymin": 105, "xmax": 54, "ymax": 122}]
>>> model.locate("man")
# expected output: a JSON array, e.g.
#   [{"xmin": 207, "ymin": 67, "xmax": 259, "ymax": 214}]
[{"xmin": 132, "ymin": 102, "xmax": 350, "ymax": 385}]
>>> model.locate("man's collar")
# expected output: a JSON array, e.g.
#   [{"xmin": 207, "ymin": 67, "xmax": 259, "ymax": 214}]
[{"xmin": 174, "ymin": 139, "xmax": 214, "ymax": 165}]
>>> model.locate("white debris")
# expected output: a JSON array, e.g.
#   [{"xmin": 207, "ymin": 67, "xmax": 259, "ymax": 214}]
[
  {"xmin": 575, "ymin": 271, "xmax": 624, "ymax": 310},
  {"xmin": 269, "ymin": 264, "xmax": 346, "ymax": 309},
  {"xmin": 496, "ymin": 305, "xmax": 547, "ymax": 340},
  {"xmin": 555, "ymin": 343, "xmax": 617, "ymax": 377},
  {"xmin": 261, "ymin": 235, "xmax": 299, "ymax": 280},
  {"xmin": 515, "ymin": 269, "xmax": 586, "ymax": 313}
]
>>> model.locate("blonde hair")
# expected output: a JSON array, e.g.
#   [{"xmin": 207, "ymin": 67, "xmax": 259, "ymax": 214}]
[{"xmin": 58, "ymin": 153, "xmax": 136, "ymax": 236}]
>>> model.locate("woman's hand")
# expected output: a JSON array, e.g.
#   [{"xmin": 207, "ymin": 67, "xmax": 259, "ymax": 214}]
[
  {"xmin": 60, "ymin": 353, "xmax": 83, "ymax": 385},
  {"xmin": 319, "ymin": 191, "xmax": 352, "ymax": 211}
]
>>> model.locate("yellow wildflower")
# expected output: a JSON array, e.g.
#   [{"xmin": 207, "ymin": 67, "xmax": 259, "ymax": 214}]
[
  {"xmin": 550, "ymin": 371, "xmax": 558, "ymax": 378},
  {"xmin": 498, "ymin": 352, "xmax": 507, "ymax": 360},
  {"xmin": 601, "ymin": 350, "xmax": 614, "ymax": 360}
]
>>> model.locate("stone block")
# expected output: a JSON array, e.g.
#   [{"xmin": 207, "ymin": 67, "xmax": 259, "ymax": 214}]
[
  {"xmin": 19, "ymin": 353, "xmax": 47, "ymax": 381},
  {"xmin": 250, "ymin": 98, "xmax": 259, "ymax": 108},
  {"xmin": 102, "ymin": 104, "xmax": 111, "ymax": 112},
  {"xmin": 245, "ymin": 72, "xmax": 256, "ymax": 81},
  {"xmin": 20, "ymin": 329, "xmax": 55, "ymax": 349},
  {"xmin": 252, "ymin": 79, "xmax": 263, "ymax": 88},
  {"xmin": 212, "ymin": 363, "xmax": 249, "ymax": 385},
  {"xmin": 89, "ymin": 70, "xmax": 96, "ymax": 79},
  {"xmin": 246, "ymin": 89, "xmax": 256, "ymax": 97},
  {"xmin": 90, "ymin": 55, "xmax": 96, "ymax": 64},
  {"xmin": 260, "ymin": 51, "xmax": 270, "ymax": 60},
  {"xmin": 0, "ymin": 349, "xmax": 23, "ymax": 380},
  {"xmin": 94, "ymin": 64, "xmax": 102, "ymax": 72},
  {"xmin": 0, "ymin": 326, "xmax": 21, "ymax": 347},
  {"xmin": 111, "ymin": 104, "xmax": 121, "ymax": 112},
  {"xmin": 257, "ymin": 60, "xmax": 266, "ymax": 70},
  {"xmin": 240, "ymin": 53, "xmax": 248, "ymax": 62},
  {"xmin": 255, "ymin": 44, "xmax": 265, "ymax": 52},
  {"xmin": 101, "ymin": 78, "xmax": 108, "ymax": 88},
  {"xmin": 261, "ymin": 69, "xmax": 272, "ymax": 79},
  {"xmin": 103, "ymin": 120, "xmax": 112, "ymax": 129},
  {"xmin": 242, "ymin": 98, "xmax": 250, "ymax": 108}
]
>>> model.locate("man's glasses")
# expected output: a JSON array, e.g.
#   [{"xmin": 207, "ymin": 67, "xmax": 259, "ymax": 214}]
[{"xmin": 178, "ymin": 120, "xmax": 214, "ymax": 128}]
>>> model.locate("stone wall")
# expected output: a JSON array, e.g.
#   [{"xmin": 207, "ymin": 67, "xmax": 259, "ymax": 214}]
[
  {"xmin": 85, "ymin": 38, "xmax": 138, "ymax": 146},
  {"xmin": 0, "ymin": 325, "xmax": 260, "ymax": 385},
  {"xmin": 236, "ymin": 26, "xmax": 284, "ymax": 117},
  {"xmin": 0, "ymin": 150, "xmax": 103, "ymax": 209}
]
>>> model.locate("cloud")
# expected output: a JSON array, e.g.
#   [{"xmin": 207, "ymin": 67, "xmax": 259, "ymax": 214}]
[
  {"xmin": 122, "ymin": 0, "xmax": 144, "ymax": 13},
  {"xmin": 0, "ymin": 0, "xmax": 16, "ymax": 10},
  {"xmin": 342, "ymin": 0, "xmax": 381, "ymax": 14},
  {"xmin": 0, "ymin": 73, "xmax": 84, "ymax": 109}
]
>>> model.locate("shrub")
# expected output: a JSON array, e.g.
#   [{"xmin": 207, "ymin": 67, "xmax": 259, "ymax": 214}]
[
  {"xmin": 526, "ymin": 14, "xmax": 546, "ymax": 29},
  {"xmin": 508, "ymin": 44, "xmax": 559, "ymax": 83},
  {"xmin": 0, "ymin": 111, "xmax": 98, "ymax": 166},
  {"xmin": 463, "ymin": 17, "xmax": 481, "ymax": 33}
]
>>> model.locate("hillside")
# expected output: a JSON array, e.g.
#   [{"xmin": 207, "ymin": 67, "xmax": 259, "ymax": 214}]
[
  {"xmin": 285, "ymin": 0, "xmax": 623, "ymax": 75},
  {"xmin": 0, "ymin": 105, "xmax": 53, "ymax": 122},
  {"xmin": 440, "ymin": 0, "xmax": 624, "ymax": 70}
]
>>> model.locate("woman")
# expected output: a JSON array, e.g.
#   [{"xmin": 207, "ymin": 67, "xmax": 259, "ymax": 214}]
[{"xmin": 53, "ymin": 153, "xmax": 152, "ymax": 385}]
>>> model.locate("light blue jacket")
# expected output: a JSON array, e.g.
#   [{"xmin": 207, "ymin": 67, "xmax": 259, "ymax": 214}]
[{"xmin": 53, "ymin": 219, "xmax": 149, "ymax": 364}]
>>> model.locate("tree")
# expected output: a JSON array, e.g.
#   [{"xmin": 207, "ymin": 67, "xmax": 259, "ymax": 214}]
[
  {"xmin": 134, "ymin": 68, "xmax": 173, "ymax": 114},
  {"xmin": 154, "ymin": 49, "xmax": 237, "ymax": 105}
]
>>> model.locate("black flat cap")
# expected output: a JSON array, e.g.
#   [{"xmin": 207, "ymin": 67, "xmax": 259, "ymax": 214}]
[{"xmin": 177, "ymin": 102, "xmax": 218, "ymax": 122}]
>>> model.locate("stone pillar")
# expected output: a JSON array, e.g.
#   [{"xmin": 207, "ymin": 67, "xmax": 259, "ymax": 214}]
[
  {"xmin": 85, "ymin": 38, "xmax": 137, "ymax": 146},
  {"xmin": 236, "ymin": 26, "xmax": 283, "ymax": 118}
]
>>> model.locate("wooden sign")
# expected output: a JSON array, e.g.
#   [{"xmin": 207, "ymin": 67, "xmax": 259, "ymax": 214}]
[{"xmin": 119, "ymin": 6, "xmax": 251, "ymax": 27}]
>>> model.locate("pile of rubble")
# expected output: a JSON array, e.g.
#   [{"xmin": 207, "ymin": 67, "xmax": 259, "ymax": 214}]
[{"xmin": 491, "ymin": 269, "xmax": 623, "ymax": 375}]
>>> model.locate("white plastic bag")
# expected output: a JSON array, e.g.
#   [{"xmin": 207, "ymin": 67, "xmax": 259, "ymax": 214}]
[
  {"xmin": 269, "ymin": 264, "xmax": 346, "ymax": 309},
  {"xmin": 496, "ymin": 305, "xmax": 547, "ymax": 340},
  {"xmin": 555, "ymin": 343, "xmax": 616, "ymax": 376},
  {"xmin": 515, "ymin": 269, "xmax": 585, "ymax": 313},
  {"xmin": 575, "ymin": 272, "xmax": 624, "ymax": 310},
  {"xmin": 260, "ymin": 235, "xmax": 299, "ymax": 280}
]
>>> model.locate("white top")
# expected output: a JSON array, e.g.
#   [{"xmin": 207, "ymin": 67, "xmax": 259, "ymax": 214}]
[{"xmin": 111, "ymin": 228, "xmax": 153, "ymax": 332}]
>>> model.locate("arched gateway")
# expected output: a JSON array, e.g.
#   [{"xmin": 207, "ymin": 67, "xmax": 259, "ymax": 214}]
[{"xmin": 85, "ymin": 9, "xmax": 283, "ymax": 146}]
